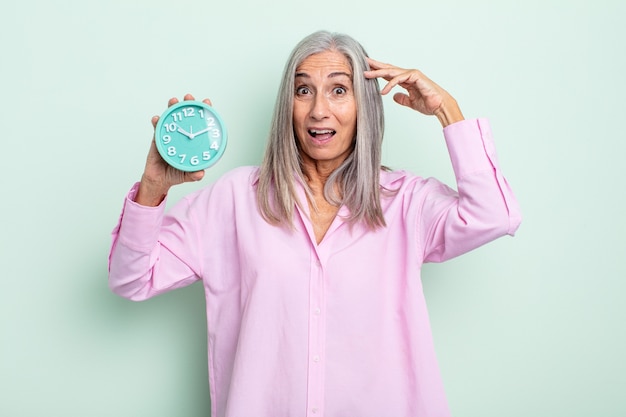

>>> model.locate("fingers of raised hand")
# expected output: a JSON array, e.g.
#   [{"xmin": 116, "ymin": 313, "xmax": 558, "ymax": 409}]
[
  {"xmin": 392, "ymin": 92, "xmax": 413, "ymax": 108},
  {"xmin": 365, "ymin": 58, "xmax": 422, "ymax": 94},
  {"xmin": 365, "ymin": 58, "xmax": 404, "ymax": 79},
  {"xmin": 182, "ymin": 94, "xmax": 212, "ymax": 106},
  {"xmin": 376, "ymin": 70, "xmax": 422, "ymax": 96},
  {"xmin": 169, "ymin": 94, "xmax": 212, "ymax": 106},
  {"xmin": 166, "ymin": 94, "xmax": 191, "ymax": 107},
  {"xmin": 366, "ymin": 57, "xmax": 393, "ymax": 71},
  {"xmin": 185, "ymin": 170, "xmax": 205, "ymax": 182}
]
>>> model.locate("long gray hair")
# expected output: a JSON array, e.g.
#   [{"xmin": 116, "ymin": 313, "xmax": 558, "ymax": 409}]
[{"xmin": 257, "ymin": 30, "xmax": 386, "ymax": 229}]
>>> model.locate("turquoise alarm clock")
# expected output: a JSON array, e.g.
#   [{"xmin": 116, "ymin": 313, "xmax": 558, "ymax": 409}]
[{"xmin": 154, "ymin": 100, "xmax": 227, "ymax": 172}]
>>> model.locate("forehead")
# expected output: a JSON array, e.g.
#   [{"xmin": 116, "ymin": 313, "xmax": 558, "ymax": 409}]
[{"xmin": 295, "ymin": 50, "xmax": 352, "ymax": 78}]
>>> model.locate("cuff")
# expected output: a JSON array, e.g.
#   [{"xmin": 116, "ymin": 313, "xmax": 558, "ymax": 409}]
[
  {"xmin": 443, "ymin": 118, "xmax": 498, "ymax": 179},
  {"xmin": 117, "ymin": 182, "xmax": 167, "ymax": 250}
]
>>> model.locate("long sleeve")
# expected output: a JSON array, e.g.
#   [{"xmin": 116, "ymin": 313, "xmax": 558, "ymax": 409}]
[
  {"xmin": 416, "ymin": 118, "xmax": 521, "ymax": 263},
  {"xmin": 108, "ymin": 183, "xmax": 202, "ymax": 301}
]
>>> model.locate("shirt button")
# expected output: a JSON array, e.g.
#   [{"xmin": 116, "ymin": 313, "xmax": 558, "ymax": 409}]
[
  {"xmin": 313, "ymin": 355, "xmax": 320, "ymax": 362},
  {"xmin": 314, "ymin": 308, "xmax": 321, "ymax": 315},
  {"xmin": 312, "ymin": 407, "xmax": 318, "ymax": 413},
  {"xmin": 316, "ymin": 260, "xmax": 322, "ymax": 267}
]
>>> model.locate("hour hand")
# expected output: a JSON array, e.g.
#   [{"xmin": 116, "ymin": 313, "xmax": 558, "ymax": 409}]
[{"xmin": 176, "ymin": 125, "xmax": 193, "ymax": 138}]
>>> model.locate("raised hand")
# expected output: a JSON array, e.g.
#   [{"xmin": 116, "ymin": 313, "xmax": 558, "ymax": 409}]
[
  {"xmin": 364, "ymin": 58, "xmax": 464, "ymax": 127},
  {"xmin": 135, "ymin": 94, "xmax": 212, "ymax": 206}
]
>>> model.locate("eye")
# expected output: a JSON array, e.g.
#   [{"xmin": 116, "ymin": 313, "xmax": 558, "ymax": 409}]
[
  {"xmin": 296, "ymin": 86, "xmax": 311, "ymax": 96},
  {"xmin": 333, "ymin": 86, "xmax": 347, "ymax": 95}
]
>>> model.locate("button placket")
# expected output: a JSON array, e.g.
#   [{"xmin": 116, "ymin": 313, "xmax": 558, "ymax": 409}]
[{"xmin": 306, "ymin": 253, "xmax": 326, "ymax": 417}]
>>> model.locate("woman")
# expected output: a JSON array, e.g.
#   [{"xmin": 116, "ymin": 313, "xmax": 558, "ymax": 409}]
[{"xmin": 109, "ymin": 30, "xmax": 521, "ymax": 417}]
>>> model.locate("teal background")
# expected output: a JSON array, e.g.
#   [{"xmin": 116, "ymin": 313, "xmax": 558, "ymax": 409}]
[{"xmin": 1, "ymin": 0, "xmax": 624, "ymax": 416}]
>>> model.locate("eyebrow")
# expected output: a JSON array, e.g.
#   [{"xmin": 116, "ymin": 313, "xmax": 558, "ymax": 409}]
[{"xmin": 295, "ymin": 71, "xmax": 353, "ymax": 79}]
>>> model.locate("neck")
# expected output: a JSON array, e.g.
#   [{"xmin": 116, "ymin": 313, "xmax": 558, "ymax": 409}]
[
  {"xmin": 299, "ymin": 154, "xmax": 346, "ymax": 194},
  {"xmin": 302, "ymin": 163, "xmax": 333, "ymax": 193}
]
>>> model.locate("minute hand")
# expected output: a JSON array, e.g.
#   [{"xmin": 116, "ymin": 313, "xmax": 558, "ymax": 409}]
[{"xmin": 189, "ymin": 127, "xmax": 212, "ymax": 139}]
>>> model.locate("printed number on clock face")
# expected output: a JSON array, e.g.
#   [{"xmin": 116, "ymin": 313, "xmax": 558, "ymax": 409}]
[{"xmin": 157, "ymin": 103, "xmax": 226, "ymax": 171}]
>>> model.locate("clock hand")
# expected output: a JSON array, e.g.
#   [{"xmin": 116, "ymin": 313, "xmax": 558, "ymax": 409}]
[
  {"xmin": 176, "ymin": 125, "xmax": 193, "ymax": 138},
  {"xmin": 187, "ymin": 125, "xmax": 199, "ymax": 139},
  {"xmin": 191, "ymin": 127, "xmax": 212, "ymax": 138}
]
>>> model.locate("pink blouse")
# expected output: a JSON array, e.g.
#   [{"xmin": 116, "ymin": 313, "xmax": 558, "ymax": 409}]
[{"xmin": 109, "ymin": 118, "xmax": 521, "ymax": 417}]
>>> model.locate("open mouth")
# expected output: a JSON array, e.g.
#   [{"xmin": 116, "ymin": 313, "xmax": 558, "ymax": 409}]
[{"xmin": 309, "ymin": 129, "xmax": 336, "ymax": 140}]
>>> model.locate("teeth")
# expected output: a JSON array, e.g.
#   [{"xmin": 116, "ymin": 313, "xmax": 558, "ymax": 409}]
[{"xmin": 309, "ymin": 129, "xmax": 335, "ymax": 136}]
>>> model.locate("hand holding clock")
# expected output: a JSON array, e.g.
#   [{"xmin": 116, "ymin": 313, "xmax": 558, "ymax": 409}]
[{"xmin": 135, "ymin": 94, "xmax": 213, "ymax": 207}]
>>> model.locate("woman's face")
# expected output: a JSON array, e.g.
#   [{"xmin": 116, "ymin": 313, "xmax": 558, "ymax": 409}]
[{"xmin": 293, "ymin": 50, "xmax": 357, "ymax": 172}]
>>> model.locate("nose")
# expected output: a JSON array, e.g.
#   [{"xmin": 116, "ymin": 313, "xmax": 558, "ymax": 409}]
[{"xmin": 310, "ymin": 94, "xmax": 331, "ymax": 120}]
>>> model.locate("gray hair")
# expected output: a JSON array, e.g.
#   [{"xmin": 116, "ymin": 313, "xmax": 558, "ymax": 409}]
[{"xmin": 257, "ymin": 30, "xmax": 386, "ymax": 229}]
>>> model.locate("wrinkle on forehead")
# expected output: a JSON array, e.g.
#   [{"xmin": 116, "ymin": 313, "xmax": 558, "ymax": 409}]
[{"xmin": 295, "ymin": 50, "xmax": 353, "ymax": 79}]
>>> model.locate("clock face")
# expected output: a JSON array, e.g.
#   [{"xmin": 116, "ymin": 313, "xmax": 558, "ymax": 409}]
[{"xmin": 154, "ymin": 101, "xmax": 227, "ymax": 172}]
